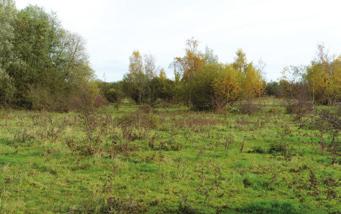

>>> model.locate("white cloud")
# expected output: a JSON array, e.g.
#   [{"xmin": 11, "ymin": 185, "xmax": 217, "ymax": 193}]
[{"xmin": 16, "ymin": 0, "xmax": 341, "ymax": 81}]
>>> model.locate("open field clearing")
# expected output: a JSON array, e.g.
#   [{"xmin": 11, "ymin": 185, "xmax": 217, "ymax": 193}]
[{"xmin": 0, "ymin": 99, "xmax": 340, "ymax": 213}]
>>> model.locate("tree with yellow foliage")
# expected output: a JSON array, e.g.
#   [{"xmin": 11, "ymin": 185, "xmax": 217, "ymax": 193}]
[
  {"xmin": 306, "ymin": 63, "xmax": 330, "ymax": 104},
  {"xmin": 174, "ymin": 38, "xmax": 205, "ymax": 81},
  {"xmin": 305, "ymin": 45, "xmax": 338, "ymax": 104},
  {"xmin": 242, "ymin": 64, "xmax": 265, "ymax": 99},
  {"xmin": 213, "ymin": 66, "xmax": 242, "ymax": 110},
  {"xmin": 233, "ymin": 49, "xmax": 248, "ymax": 73},
  {"xmin": 331, "ymin": 58, "xmax": 341, "ymax": 101}
]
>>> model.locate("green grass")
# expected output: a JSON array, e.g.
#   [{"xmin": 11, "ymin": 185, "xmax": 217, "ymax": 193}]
[{"xmin": 0, "ymin": 99, "xmax": 340, "ymax": 213}]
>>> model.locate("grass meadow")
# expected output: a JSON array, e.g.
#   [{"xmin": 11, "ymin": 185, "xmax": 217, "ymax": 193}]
[{"xmin": 0, "ymin": 98, "xmax": 340, "ymax": 213}]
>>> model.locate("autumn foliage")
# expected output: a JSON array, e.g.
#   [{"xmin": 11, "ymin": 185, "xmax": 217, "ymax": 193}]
[
  {"xmin": 306, "ymin": 46, "xmax": 341, "ymax": 104},
  {"xmin": 171, "ymin": 39, "xmax": 265, "ymax": 111}
]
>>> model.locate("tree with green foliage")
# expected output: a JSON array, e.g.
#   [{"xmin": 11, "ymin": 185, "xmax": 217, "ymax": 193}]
[
  {"xmin": 0, "ymin": 2, "xmax": 97, "ymax": 111},
  {"xmin": 189, "ymin": 63, "xmax": 220, "ymax": 110},
  {"xmin": 97, "ymin": 81, "xmax": 124, "ymax": 104},
  {"xmin": 0, "ymin": 0, "xmax": 16, "ymax": 70},
  {"xmin": 0, "ymin": 69, "xmax": 15, "ymax": 105},
  {"xmin": 265, "ymin": 82, "xmax": 281, "ymax": 97},
  {"xmin": 173, "ymin": 38, "xmax": 207, "ymax": 106},
  {"xmin": 149, "ymin": 70, "xmax": 175, "ymax": 103},
  {"xmin": 123, "ymin": 51, "xmax": 149, "ymax": 104},
  {"xmin": 0, "ymin": 0, "xmax": 16, "ymax": 106}
]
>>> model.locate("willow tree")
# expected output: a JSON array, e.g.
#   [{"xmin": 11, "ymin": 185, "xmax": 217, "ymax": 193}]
[
  {"xmin": 0, "ymin": 2, "xmax": 95, "ymax": 110},
  {"xmin": 0, "ymin": 0, "xmax": 16, "ymax": 69},
  {"xmin": 0, "ymin": 0, "xmax": 16, "ymax": 105}
]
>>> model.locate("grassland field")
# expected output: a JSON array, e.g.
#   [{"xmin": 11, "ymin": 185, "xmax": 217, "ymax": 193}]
[{"xmin": 0, "ymin": 98, "xmax": 340, "ymax": 213}]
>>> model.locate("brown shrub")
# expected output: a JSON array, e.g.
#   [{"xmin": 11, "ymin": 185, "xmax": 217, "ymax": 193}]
[
  {"xmin": 238, "ymin": 101, "xmax": 260, "ymax": 115},
  {"xmin": 286, "ymin": 100, "xmax": 313, "ymax": 119},
  {"xmin": 117, "ymin": 110, "xmax": 157, "ymax": 141},
  {"xmin": 117, "ymin": 111, "xmax": 157, "ymax": 130},
  {"xmin": 138, "ymin": 104, "xmax": 154, "ymax": 114}
]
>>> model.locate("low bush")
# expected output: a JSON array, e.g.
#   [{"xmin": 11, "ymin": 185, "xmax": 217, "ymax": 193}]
[
  {"xmin": 148, "ymin": 137, "xmax": 182, "ymax": 151},
  {"xmin": 116, "ymin": 109, "xmax": 158, "ymax": 142},
  {"xmin": 286, "ymin": 100, "xmax": 313, "ymax": 118},
  {"xmin": 138, "ymin": 104, "xmax": 154, "ymax": 114},
  {"xmin": 65, "ymin": 137, "xmax": 97, "ymax": 156},
  {"xmin": 117, "ymin": 110, "xmax": 157, "ymax": 131},
  {"xmin": 238, "ymin": 100, "xmax": 260, "ymax": 114}
]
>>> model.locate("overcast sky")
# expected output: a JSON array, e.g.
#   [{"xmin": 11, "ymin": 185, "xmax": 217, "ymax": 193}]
[{"xmin": 16, "ymin": 0, "xmax": 341, "ymax": 81}]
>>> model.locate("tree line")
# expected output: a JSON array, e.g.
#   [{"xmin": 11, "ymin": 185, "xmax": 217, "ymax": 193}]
[
  {"xmin": 266, "ymin": 45, "xmax": 341, "ymax": 105},
  {"xmin": 113, "ymin": 40, "xmax": 341, "ymax": 111},
  {"xmin": 1, "ymin": 0, "xmax": 340, "ymax": 112},
  {"xmin": 117, "ymin": 39, "xmax": 265, "ymax": 111},
  {"xmin": 0, "ymin": 0, "xmax": 99, "ymax": 111}
]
